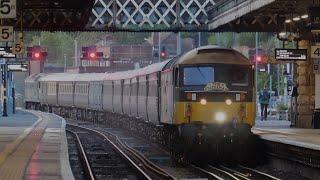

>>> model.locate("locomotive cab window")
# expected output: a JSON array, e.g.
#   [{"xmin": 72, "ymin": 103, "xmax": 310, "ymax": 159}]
[
  {"xmin": 230, "ymin": 68, "xmax": 249, "ymax": 86},
  {"xmin": 183, "ymin": 67, "xmax": 214, "ymax": 86}
]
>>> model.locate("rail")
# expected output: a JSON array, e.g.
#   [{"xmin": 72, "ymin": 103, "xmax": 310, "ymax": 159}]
[
  {"xmin": 67, "ymin": 124, "xmax": 176, "ymax": 180},
  {"xmin": 66, "ymin": 130, "xmax": 95, "ymax": 180}
]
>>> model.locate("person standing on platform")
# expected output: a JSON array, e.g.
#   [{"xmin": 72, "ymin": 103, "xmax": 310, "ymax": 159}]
[
  {"xmin": 291, "ymin": 82, "xmax": 299, "ymax": 127},
  {"xmin": 259, "ymin": 87, "xmax": 270, "ymax": 121}
]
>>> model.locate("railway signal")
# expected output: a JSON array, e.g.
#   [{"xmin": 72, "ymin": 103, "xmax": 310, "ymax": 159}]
[
  {"xmin": 82, "ymin": 46, "xmax": 103, "ymax": 60},
  {"xmin": 249, "ymin": 48, "xmax": 267, "ymax": 71},
  {"xmin": 160, "ymin": 46, "xmax": 167, "ymax": 59},
  {"xmin": 27, "ymin": 46, "xmax": 47, "ymax": 61}
]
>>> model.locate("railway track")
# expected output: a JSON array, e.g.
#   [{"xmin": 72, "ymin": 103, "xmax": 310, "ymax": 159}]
[
  {"xmin": 66, "ymin": 124, "xmax": 175, "ymax": 180},
  {"xmin": 66, "ymin": 122, "xmax": 215, "ymax": 179},
  {"xmin": 66, "ymin": 121, "xmax": 284, "ymax": 180},
  {"xmin": 192, "ymin": 164, "xmax": 281, "ymax": 180}
]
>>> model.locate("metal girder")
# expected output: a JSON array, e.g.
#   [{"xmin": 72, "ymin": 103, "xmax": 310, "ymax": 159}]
[
  {"xmin": 87, "ymin": 0, "xmax": 217, "ymax": 31},
  {"xmin": 208, "ymin": 0, "xmax": 314, "ymax": 32},
  {"xmin": 2, "ymin": 0, "xmax": 95, "ymax": 31}
]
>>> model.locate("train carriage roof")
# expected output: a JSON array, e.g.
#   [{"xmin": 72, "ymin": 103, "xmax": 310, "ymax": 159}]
[
  {"xmin": 25, "ymin": 73, "xmax": 47, "ymax": 83},
  {"xmin": 37, "ymin": 60, "xmax": 170, "ymax": 82},
  {"xmin": 105, "ymin": 60, "xmax": 170, "ymax": 80},
  {"xmin": 39, "ymin": 73, "xmax": 107, "ymax": 82},
  {"xmin": 174, "ymin": 45, "xmax": 251, "ymax": 66}
]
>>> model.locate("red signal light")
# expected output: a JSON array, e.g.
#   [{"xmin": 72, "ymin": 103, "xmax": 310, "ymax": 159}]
[
  {"xmin": 256, "ymin": 56, "xmax": 262, "ymax": 62},
  {"xmin": 160, "ymin": 52, "xmax": 166, "ymax": 58},
  {"xmin": 34, "ymin": 52, "xmax": 41, "ymax": 59},
  {"xmin": 89, "ymin": 52, "xmax": 96, "ymax": 59}
]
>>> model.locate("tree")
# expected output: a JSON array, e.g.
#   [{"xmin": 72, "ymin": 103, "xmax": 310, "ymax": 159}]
[
  {"xmin": 112, "ymin": 32, "xmax": 150, "ymax": 44},
  {"xmin": 31, "ymin": 32, "xmax": 74, "ymax": 66},
  {"xmin": 208, "ymin": 32, "xmax": 234, "ymax": 47}
]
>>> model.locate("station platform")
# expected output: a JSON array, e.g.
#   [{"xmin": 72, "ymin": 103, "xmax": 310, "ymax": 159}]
[
  {"xmin": 252, "ymin": 124, "xmax": 320, "ymax": 151},
  {"xmin": 0, "ymin": 109, "xmax": 73, "ymax": 180}
]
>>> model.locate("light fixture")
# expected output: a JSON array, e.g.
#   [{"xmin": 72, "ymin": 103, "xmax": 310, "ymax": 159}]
[
  {"xmin": 301, "ymin": 14, "xmax": 309, "ymax": 19},
  {"xmin": 293, "ymin": 16, "xmax": 301, "ymax": 21},
  {"xmin": 285, "ymin": 19, "xmax": 292, "ymax": 23},
  {"xmin": 215, "ymin": 112, "xmax": 226, "ymax": 122},
  {"xmin": 279, "ymin": 32, "xmax": 286, "ymax": 37},
  {"xmin": 225, "ymin": 99, "xmax": 232, "ymax": 105},
  {"xmin": 200, "ymin": 99, "xmax": 207, "ymax": 105}
]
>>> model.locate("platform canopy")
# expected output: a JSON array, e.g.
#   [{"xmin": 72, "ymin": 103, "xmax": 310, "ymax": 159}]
[{"xmin": 207, "ymin": 0, "xmax": 316, "ymax": 33}]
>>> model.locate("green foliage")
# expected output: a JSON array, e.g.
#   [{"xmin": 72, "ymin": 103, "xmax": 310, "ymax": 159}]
[
  {"xmin": 24, "ymin": 31, "xmax": 150, "ymax": 67},
  {"xmin": 238, "ymin": 33, "xmax": 255, "ymax": 47},
  {"xmin": 208, "ymin": 33, "xmax": 217, "ymax": 45},
  {"xmin": 277, "ymin": 103, "xmax": 288, "ymax": 111},
  {"xmin": 112, "ymin": 32, "xmax": 150, "ymax": 44},
  {"xmin": 208, "ymin": 33, "xmax": 234, "ymax": 48},
  {"xmin": 31, "ymin": 32, "xmax": 74, "ymax": 66}
]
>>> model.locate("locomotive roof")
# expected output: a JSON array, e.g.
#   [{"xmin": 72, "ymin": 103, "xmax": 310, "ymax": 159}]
[{"xmin": 174, "ymin": 45, "xmax": 251, "ymax": 66}]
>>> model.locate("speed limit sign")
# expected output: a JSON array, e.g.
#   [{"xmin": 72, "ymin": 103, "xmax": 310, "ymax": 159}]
[
  {"xmin": 0, "ymin": 0, "xmax": 16, "ymax": 19},
  {"xmin": 0, "ymin": 26, "xmax": 14, "ymax": 42}
]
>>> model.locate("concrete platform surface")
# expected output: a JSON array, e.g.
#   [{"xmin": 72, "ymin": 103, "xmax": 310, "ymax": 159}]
[
  {"xmin": 252, "ymin": 127, "xmax": 320, "ymax": 151},
  {"xmin": 0, "ymin": 109, "xmax": 74, "ymax": 180}
]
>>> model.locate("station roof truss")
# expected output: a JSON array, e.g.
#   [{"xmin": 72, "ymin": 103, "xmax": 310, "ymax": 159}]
[
  {"xmin": 207, "ymin": 0, "xmax": 314, "ymax": 33},
  {"xmin": 88, "ymin": 0, "xmax": 217, "ymax": 32},
  {"xmin": 3, "ymin": 0, "xmax": 218, "ymax": 32},
  {"xmin": 3, "ymin": 0, "xmax": 95, "ymax": 31}
]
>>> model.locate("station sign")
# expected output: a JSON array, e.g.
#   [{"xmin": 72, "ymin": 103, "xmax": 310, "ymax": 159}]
[
  {"xmin": 81, "ymin": 60, "xmax": 110, "ymax": 67},
  {"xmin": 7, "ymin": 63, "xmax": 28, "ymax": 72},
  {"xmin": 0, "ymin": 0, "xmax": 16, "ymax": 19},
  {"xmin": 311, "ymin": 46, "xmax": 320, "ymax": 59},
  {"xmin": 0, "ymin": 26, "xmax": 14, "ymax": 42},
  {"xmin": 275, "ymin": 49, "xmax": 307, "ymax": 61},
  {"xmin": 0, "ymin": 47, "xmax": 16, "ymax": 58}
]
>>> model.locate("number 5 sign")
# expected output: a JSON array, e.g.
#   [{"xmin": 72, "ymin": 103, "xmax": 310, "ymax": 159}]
[
  {"xmin": 311, "ymin": 46, "xmax": 320, "ymax": 59},
  {"xmin": 0, "ymin": 26, "xmax": 13, "ymax": 42},
  {"xmin": 0, "ymin": 0, "xmax": 16, "ymax": 18}
]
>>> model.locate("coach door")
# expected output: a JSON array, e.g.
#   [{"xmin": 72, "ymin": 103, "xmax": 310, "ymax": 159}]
[{"xmin": 161, "ymin": 70, "xmax": 174, "ymax": 124}]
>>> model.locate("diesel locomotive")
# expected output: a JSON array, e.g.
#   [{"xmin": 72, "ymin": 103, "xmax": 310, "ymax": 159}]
[{"xmin": 25, "ymin": 46, "xmax": 256, "ymax": 163}]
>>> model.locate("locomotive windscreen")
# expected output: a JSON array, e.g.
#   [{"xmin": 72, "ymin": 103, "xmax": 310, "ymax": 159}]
[{"xmin": 183, "ymin": 66, "xmax": 214, "ymax": 86}]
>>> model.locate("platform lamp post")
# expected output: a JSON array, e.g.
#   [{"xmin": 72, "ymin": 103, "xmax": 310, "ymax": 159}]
[
  {"xmin": 255, "ymin": 32, "xmax": 259, "ymax": 117},
  {"xmin": 2, "ymin": 64, "xmax": 7, "ymax": 117},
  {"xmin": 64, "ymin": 54, "xmax": 67, "ymax": 72}
]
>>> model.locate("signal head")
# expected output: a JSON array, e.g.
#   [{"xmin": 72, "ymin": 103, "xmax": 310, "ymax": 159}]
[
  {"xmin": 256, "ymin": 56, "xmax": 262, "ymax": 62},
  {"xmin": 89, "ymin": 52, "xmax": 96, "ymax": 59}
]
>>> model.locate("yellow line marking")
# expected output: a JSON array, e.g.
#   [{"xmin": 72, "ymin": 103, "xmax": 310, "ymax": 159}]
[{"xmin": 0, "ymin": 111, "xmax": 43, "ymax": 167}]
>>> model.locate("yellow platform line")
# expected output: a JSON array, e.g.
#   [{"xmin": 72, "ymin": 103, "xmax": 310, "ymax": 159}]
[{"xmin": 0, "ymin": 111, "xmax": 49, "ymax": 180}]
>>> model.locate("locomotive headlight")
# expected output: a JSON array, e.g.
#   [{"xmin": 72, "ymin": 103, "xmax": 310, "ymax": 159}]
[
  {"xmin": 225, "ymin": 99, "xmax": 232, "ymax": 105},
  {"xmin": 215, "ymin": 112, "xmax": 226, "ymax": 122},
  {"xmin": 200, "ymin": 98, "xmax": 207, "ymax": 105}
]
